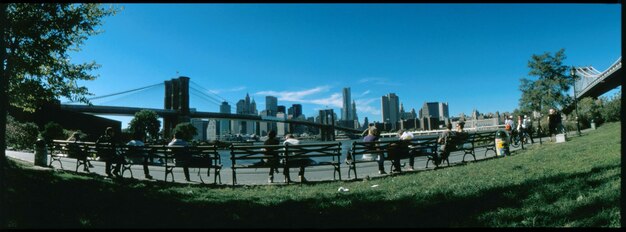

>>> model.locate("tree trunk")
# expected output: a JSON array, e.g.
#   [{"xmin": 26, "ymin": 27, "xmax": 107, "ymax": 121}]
[{"xmin": 0, "ymin": 3, "xmax": 9, "ymax": 227}]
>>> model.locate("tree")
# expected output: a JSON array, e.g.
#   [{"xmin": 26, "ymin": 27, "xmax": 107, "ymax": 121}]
[
  {"xmin": 171, "ymin": 122, "xmax": 197, "ymax": 142},
  {"xmin": 599, "ymin": 90, "xmax": 621, "ymax": 123},
  {"xmin": 128, "ymin": 110, "xmax": 161, "ymax": 142},
  {"xmin": 0, "ymin": 3, "xmax": 117, "ymax": 162},
  {"xmin": 518, "ymin": 49, "xmax": 573, "ymax": 116},
  {"xmin": 40, "ymin": 121, "xmax": 65, "ymax": 143},
  {"xmin": 575, "ymin": 97, "xmax": 603, "ymax": 127}
]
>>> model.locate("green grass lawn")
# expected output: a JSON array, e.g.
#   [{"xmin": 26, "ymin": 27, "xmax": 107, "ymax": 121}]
[{"xmin": 2, "ymin": 122, "xmax": 621, "ymax": 228}]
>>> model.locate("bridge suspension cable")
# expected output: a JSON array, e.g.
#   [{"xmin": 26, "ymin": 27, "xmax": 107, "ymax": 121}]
[
  {"xmin": 189, "ymin": 81, "xmax": 236, "ymax": 106},
  {"xmin": 64, "ymin": 82, "xmax": 164, "ymax": 104},
  {"xmin": 189, "ymin": 86, "xmax": 223, "ymax": 106}
]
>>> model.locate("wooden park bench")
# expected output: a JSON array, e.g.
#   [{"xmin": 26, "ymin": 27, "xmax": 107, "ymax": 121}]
[
  {"xmin": 151, "ymin": 145, "xmax": 222, "ymax": 184},
  {"xmin": 49, "ymin": 140, "xmax": 97, "ymax": 172},
  {"xmin": 229, "ymin": 142, "xmax": 342, "ymax": 185},
  {"xmin": 465, "ymin": 131, "xmax": 497, "ymax": 158},
  {"xmin": 346, "ymin": 136, "xmax": 440, "ymax": 179}
]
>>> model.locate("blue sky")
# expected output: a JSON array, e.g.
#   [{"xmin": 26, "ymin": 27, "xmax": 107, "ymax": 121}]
[{"xmin": 67, "ymin": 3, "xmax": 621, "ymax": 128}]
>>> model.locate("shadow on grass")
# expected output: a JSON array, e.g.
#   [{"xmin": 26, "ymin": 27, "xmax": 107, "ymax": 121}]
[{"xmin": 3, "ymin": 158, "xmax": 620, "ymax": 228}]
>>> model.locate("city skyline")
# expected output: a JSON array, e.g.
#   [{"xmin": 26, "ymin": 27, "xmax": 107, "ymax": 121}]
[{"xmin": 63, "ymin": 4, "xmax": 621, "ymax": 129}]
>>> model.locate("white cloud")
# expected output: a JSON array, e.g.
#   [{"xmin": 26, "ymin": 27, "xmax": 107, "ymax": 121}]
[
  {"xmin": 355, "ymin": 98, "xmax": 381, "ymax": 115},
  {"xmin": 255, "ymin": 86, "xmax": 330, "ymax": 102},
  {"xmin": 309, "ymin": 93, "xmax": 343, "ymax": 108},
  {"xmin": 359, "ymin": 90, "xmax": 371, "ymax": 97},
  {"xmin": 358, "ymin": 77, "xmax": 400, "ymax": 86},
  {"xmin": 208, "ymin": 86, "xmax": 247, "ymax": 94}
]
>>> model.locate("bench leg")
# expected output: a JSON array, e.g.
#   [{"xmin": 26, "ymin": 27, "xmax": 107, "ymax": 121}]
[
  {"xmin": 164, "ymin": 166, "xmax": 174, "ymax": 182},
  {"xmin": 214, "ymin": 167, "xmax": 221, "ymax": 184},
  {"xmin": 49, "ymin": 155, "xmax": 63, "ymax": 169},
  {"xmin": 121, "ymin": 164, "xmax": 134, "ymax": 179},
  {"xmin": 232, "ymin": 168, "xmax": 237, "ymax": 186}
]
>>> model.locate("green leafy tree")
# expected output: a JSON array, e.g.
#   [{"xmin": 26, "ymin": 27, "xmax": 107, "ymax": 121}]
[
  {"xmin": 40, "ymin": 121, "xmax": 65, "ymax": 143},
  {"xmin": 0, "ymin": 3, "xmax": 118, "ymax": 162},
  {"xmin": 599, "ymin": 90, "xmax": 621, "ymax": 123},
  {"xmin": 575, "ymin": 97, "xmax": 603, "ymax": 127},
  {"xmin": 518, "ymin": 49, "xmax": 573, "ymax": 115},
  {"xmin": 128, "ymin": 110, "xmax": 161, "ymax": 142},
  {"xmin": 171, "ymin": 122, "xmax": 197, "ymax": 142},
  {"xmin": 5, "ymin": 115, "xmax": 39, "ymax": 150}
]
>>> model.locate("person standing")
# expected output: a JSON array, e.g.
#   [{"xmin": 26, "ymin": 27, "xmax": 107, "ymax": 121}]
[
  {"xmin": 548, "ymin": 108, "xmax": 559, "ymax": 142},
  {"xmin": 521, "ymin": 115, "xmax": 534, "ymax": 143}
]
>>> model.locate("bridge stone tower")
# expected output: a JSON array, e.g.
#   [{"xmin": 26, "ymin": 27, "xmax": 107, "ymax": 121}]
[
  {"xmin": 163, "ymin": 76, "xmax": 190, "ymax": 139},
  {"xmin": 319, "ymin": 109, "xmax": 336, "ymax": 141}
]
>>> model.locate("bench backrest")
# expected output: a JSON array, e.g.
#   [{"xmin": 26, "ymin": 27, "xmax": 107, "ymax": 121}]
[
  {"xmin": 51, "ymin": 140, "xmax": 96, "ymax": 158},
  {"xmin": 230, "ymin": 144, "xmax": 286, "ymax": 163},
  {"xmin": 348, "ymin": 140, "xmax": 391, "ymax": 160},
  {"xmin": 283, "ymin": 142, "xmax": 342, "ymax": 160},
  {"xmin": 470, "ymin": 131, "xmax": 496, "ymax": 147}
]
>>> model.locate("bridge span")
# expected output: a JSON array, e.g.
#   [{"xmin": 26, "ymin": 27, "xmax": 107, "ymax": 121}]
[{"xmin": 60, "ymin": 104, "xmax": 361, "ymax": 134}]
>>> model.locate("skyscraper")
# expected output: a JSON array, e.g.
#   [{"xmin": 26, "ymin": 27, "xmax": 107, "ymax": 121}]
[
  {"xmin": 342, "ymin": 87, "xmax": 352, "ymax": 121},
  {"xmin": 277, "ymin": 105, "xmax": 286, "ymax": 114},
  {"xmin": 219, "ymin": 101, "xmax": 231, "ymax": 137},
  {"xmin": 265, "ymin": 96, "xmax": 277, "ymax": 116},
  {"xmin": 419, "ymin": 102, "xmax": 449, "ymax": 127},
  {"xmin": 287, "ymin": 104, "xmax": 303, "ymax": 119},
  {"xmin": 381, "ymin": 93, "xmax": 400, "ymax": 130}
]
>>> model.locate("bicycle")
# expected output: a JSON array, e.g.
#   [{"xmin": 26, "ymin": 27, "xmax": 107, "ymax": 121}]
[{"xmin": 510, "ymin": 129, "xmax": 532, "ymax": 148}]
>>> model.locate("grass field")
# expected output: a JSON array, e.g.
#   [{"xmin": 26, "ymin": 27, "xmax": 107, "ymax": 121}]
[{"xmin": 2, "ymin": 122, "xmax": 621, "ymax": 228}]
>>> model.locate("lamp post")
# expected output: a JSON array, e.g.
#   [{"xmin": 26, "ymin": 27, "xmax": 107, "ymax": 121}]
[{"xmin": 571, "ymin": 67, "xmax": 581, "ymax": 136}]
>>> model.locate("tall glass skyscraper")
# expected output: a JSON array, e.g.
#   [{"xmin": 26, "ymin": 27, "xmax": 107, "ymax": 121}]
[
  {"xmin": 342, "ymin": 87, "xmax": 352, "ymax": 121},
  {"xmin": 381, "ymin": 93, "xmax": 400, "ymax": 130},
  {"xmin": 265, "ymin": 96, "xmax": 277, "ymax": 116},
  {"xmin": 219, "ymin": 101, "xmax": 231, "ymax": 136}
]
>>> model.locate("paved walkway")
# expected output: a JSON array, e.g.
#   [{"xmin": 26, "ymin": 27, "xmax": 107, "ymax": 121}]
[{"xmin": 6, "ymin": 131, "xmax": 584, "ymax": 186}]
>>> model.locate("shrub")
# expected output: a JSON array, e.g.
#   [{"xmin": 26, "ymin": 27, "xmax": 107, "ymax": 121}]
[
  {"xmin": 171, "ymin": 122, "xmax": 197, "ymax": 142},
  {"xmin": 599, "ymin": 91, "xmax": 620, "ymax": 123},
  {"xmin": 40, "ymin": 122, "xmax": 65, "ymax": 143},
  {"xmin": 6, "ymin": 116, "xmax": 40, "ymax": 150}
]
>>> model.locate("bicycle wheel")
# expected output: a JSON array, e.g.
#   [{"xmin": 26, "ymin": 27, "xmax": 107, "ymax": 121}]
[
  {"xmin": 510, "ymin": 135, "xmax": 520, "ymax": 148},
  {"xmin": 523, "ymin": 134, "xmax": 532, "ymax": 144}
]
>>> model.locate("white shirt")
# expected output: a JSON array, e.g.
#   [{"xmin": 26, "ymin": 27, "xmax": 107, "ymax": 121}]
[
  {"xmin": 283, "ymin": 138, "xmax": 300, "ymax": 146},
  {"xmin": 400, "ymin": 132, "xmax": 414, "ymax": 140}
]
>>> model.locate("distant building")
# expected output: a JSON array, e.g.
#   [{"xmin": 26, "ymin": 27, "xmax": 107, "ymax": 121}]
[
  {"xmin": 276, "ymin": 112, "xmax": 288, "ymax": 137},
  {"xmin": 235, "ymin": 93, "xmax": 258, "ymax": 134},
  {"xmin": 190, "ymin": 118, "xmax": 208, "ymax": 141},
  {"xmin": 219, "ymin": 101, "xmax": 231, "ymax": 137},
  {"xmin": 265, "ymin": 96, "xmax": 278, "ymax": 116},
  {"xmin": 381, "ymin": 93, "xmax": 400, "ymax": 130},
  {"xmin": 342, "ymin": 87, "xmax": 352, "ymax": 121},
  {"xmin": 277, "ymin": 105, "xmax": 286, "ymax": 114},
  {"xmin": 419, "ymin": 102, "xmax": 449, "ymax": 128},
  {"xmin": 288, "ymin": 104, "xmax": 302, "ymax": 118},
  {"xmin": 206, "ymin": 119, "xmax": 218, "ymax": 141}
]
